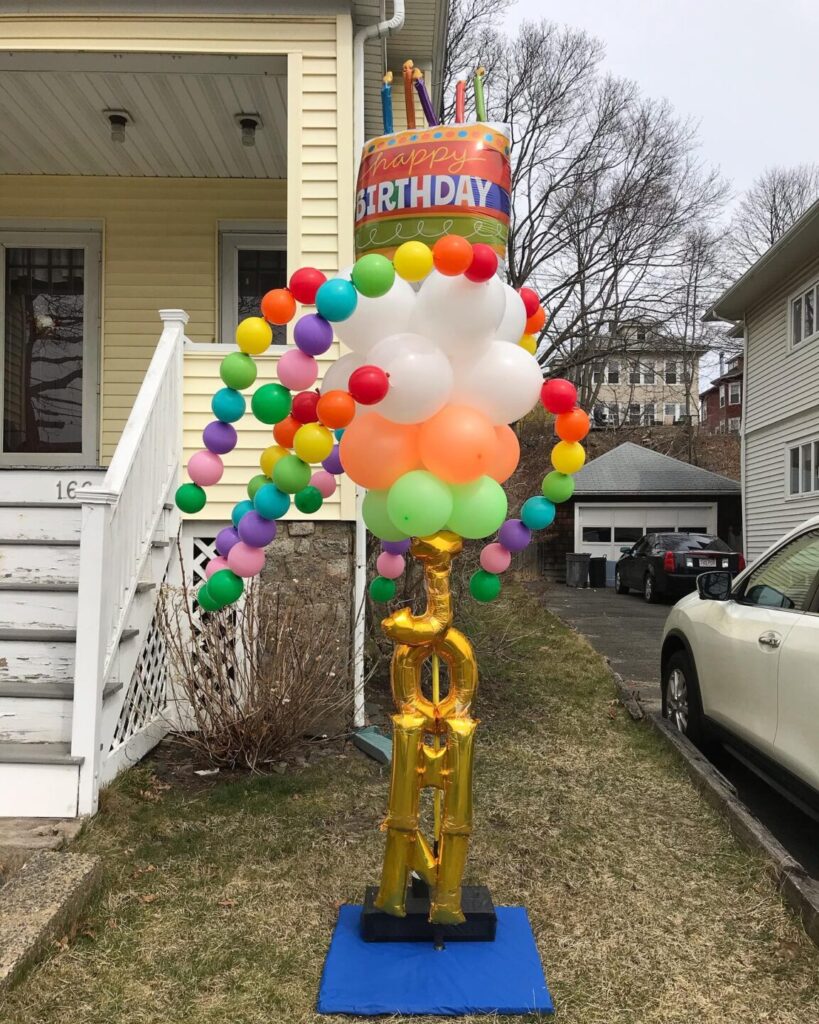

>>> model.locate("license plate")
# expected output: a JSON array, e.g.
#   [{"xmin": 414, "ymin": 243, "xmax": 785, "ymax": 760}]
[{"xmin": 699, "ymin": 558, "xmax": 717, "ymax": 567}]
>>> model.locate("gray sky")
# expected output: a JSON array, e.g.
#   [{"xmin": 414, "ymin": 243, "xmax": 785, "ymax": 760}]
[{"xmin": 509, "ymin": 0, "xmax": 819, "ymax": 201}]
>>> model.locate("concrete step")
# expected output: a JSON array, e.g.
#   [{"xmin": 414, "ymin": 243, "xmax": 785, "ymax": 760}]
[
  {"xmin": 0, "ymin": 743, "xmax": 83, "ymax": 817},
  {"xmin": 0, "ymin": 505, "xmax": 81, "ymax": 542}
]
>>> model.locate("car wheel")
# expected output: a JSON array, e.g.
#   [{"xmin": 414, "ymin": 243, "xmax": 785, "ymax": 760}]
[
  {"xmin": 662, "ymin": 649, "xmax": 707, "ymax": 746},
  {"xmin": 615, "ymin": 569, "xmax": 629, "ymax": 594},
  {"xmin": 643, "ymin": 572, "xmax": 659, "ymax": 603}
]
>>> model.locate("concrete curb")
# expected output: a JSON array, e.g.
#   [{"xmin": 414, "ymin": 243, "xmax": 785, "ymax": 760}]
[
  {"xmin": 607, "ymin": 667, "xmax": 819, "ymax": 947},
  {"xmin": 0, "ymin": 850, "xmax": 102, "ymax": 991}
]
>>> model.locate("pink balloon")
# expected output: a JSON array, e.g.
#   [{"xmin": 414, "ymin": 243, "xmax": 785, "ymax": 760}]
[
  {"xmin": 277, "ymin": 348, "xmax": 318, "ymax": 391},
  {"xmin": 310, "ymin": 470, "xmax": 337, "ymax": 499},
  {"xmin": 480, "ymin": 542, "xmax": 512, "ymax": 574},
  {"xmin": 205, "ymin": 555, "xmax": 229, "ymax": 578},
  {"xmin": 376, "ymin": 551, "xmax": 405, "ymax": 580},
  {"xmin": 188, "ymin": 449, "xmax": 224, "ymax": 487},
  {"xmin": 227, "ymin": 542, "xmax": 266, "ymax": 578}
]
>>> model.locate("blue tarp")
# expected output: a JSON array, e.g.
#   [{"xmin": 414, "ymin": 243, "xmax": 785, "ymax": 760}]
[{"xmin": 317, "ymin": 905, "xmax": 554, "ymax": 1017}]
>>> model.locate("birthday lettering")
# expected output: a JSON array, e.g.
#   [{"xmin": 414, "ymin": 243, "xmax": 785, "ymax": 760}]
[{"xmin": 355, "ymin": 175, "xmax": 503, "ymax": 221}]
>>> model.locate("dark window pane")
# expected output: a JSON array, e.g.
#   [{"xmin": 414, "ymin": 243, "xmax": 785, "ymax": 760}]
[
  {"xmin": 614, "ymin": 526, "xmax": 643, "ymax": 542},
  {"xmin": 805, "ymin": 288, "xmax": 814, "ymax": 337},
  {"xmin": 793, "ymin": 297, "xmax": 803, "ymax": 344},
  {"xmin": 236, "ymin": 247, "xmax": 287, "ymax": 343},
  {"xmin": 647, "ymin": 526, "xmax": 675, "ymax": 534},
  {"xmin": 743, "ymin": 529, "xmax": 819, "ymax": 610},
  {"xmin": 661, "ymin": 534, "xmax": 728, "ymax": 551},
  {"xmin": 790, "ymin": 446, "xmax": 801, "ymax": 493},
  {"xmin": 582, "ymin": 526, "xmax": 611, "ymax": 542}
]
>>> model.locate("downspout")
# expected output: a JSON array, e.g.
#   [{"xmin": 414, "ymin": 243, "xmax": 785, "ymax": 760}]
[{"xmin": 351, "ymin": 1, "xmax": 406, "ymax": 731}]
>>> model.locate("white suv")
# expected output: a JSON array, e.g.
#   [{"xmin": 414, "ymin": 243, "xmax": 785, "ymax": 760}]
[{"xmin": 661, "ymin": 515, "xmax": 819, "ymax": 813}]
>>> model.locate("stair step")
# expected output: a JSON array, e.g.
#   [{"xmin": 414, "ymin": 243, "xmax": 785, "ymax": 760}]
[
  {"xmin": 0, "ymin": 589, "xmax": 77, "ymax": 630},
  {"xmin": 0, "ymin": 679, "xmax": 123, "ymax": 700},
  {"xmin": 0, "ymin": 741, "xmax": 82, "ymax": 765},
  {"xmin": 0, "ymin": 538, "xmax": 80, "ymax": 546},
  {"xmin": 0, "ymin": 505, "xmax": 81, "ymax": 542},
  {"xmin": 0, "ymin": 543, "xmax": 80, "ymax": 585},
  {"xmin": 0, "ymin": 627, "xmax": 137, "ymax": 643},
  {"xmin": 0, "ymin": 580, "xmax": 154, "ymax": 594}
]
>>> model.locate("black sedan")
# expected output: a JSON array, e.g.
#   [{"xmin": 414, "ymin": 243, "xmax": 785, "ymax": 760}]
[{"xmin": 615, "ymin": 532, "xmax": 745, "ymax": 603}]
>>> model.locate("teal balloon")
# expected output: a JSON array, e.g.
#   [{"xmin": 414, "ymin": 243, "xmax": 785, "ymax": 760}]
[
  {"xmin": 231, "ymin": 499, "xmax": 255, "ymax": 527},
  {"xmin": 470, "ymin": 569, "xmax": 501, "ymax": 603},
  {"xmin": 247, "ymin": 473, "xmax": 270, "ymax": 499},
  {"xmin": 273, "ymin": 454, "xmax": 312, "ymax": 494},
  {"xmin": 369, "ymin": 576, "xmax": 396, "ymax": 603},
  {"xmin": 352, "ymin": 253, "xmax": 396, "ymax": 298},
  {"xmin": 295, "ymin": 486, "xmax": 323, "ymax": 514},
  {"xmin": 446, "ymin": 476, "xmax": 508, "ymax": 540},
  {"xmin": 220, "ymin": 352, "xmax": 257, "ymax": 390},
  {"xmin": 387, "ymin": 471, "xmax": 453, "ymax": 538},
  {"xmin": 211, "ymin": 387, "xmax": 246, "ymax": 423},
  {"xmin": 208, "ymin": 569, "xmax": 244, "ymax": 606},
  {"xmin": 254, "ymin": 484, "xmax": 291, "ymax": 521},
  {"xmin": 362, "ymin": 489, "xmax": 410, "ymax": 541},
  {"xmin": 315, "ymin": 278, "xmax": 358, "ymax": 322},
  {"xmin": 521, "ymin": 496, "xmax": 556, "ymax": 531},
  {"xmin": 175, "ymin": 483, "xmax": 206, "ymax": 514},
  {"xmin": 334, "ymin": 428, "xmax": 346, "ymax": 441},
  {"xmin": 251, "ymin": 383, "xmax": 292, "ymax": 425},
  {"xmin": 542, "ymin": 471, "xmax": 575, "ymax": 504},
  {"xmin": 197, "ymin": 583, "xmax": 222, "ymax": 612}
]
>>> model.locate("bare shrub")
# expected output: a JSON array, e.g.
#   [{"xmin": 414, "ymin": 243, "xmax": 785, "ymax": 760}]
[{"xmin": 158, "ymin": 575, "xmax": 353, "ymax": 770}]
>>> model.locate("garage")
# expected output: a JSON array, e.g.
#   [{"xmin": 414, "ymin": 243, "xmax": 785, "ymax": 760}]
[{"xmin": 575, "ymin": 502, "xmax": 717, "ymax": 562}]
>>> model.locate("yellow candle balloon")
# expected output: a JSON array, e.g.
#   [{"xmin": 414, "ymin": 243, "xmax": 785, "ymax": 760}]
[
  {"xmin": 260, "ymin": 444, "xmax": 290, "ymax": 477},
  {"xmin": 551, "ymin": 440, "xmax": 586, "ymax": 475},
  {"xmin": 294, "ymin": 422, "xmax": 334, "ymax": 464},
  {"xmin": 393, "ymin": 240, "xmax": 433, "ymax": 282},
  {"xmin": 236, "ymin": 316, "xmax": 273, "ymax": 355}
]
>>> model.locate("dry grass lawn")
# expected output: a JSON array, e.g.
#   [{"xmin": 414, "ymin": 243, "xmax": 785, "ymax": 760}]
[{"xmin": 3, "ymin": 586, "xmax": 818, "ymax": 1023}]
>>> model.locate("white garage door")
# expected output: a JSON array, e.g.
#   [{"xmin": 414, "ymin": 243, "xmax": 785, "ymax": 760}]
[{"xmin": 575, "ymin": 503, "xmax": 718, "ymax": 563}]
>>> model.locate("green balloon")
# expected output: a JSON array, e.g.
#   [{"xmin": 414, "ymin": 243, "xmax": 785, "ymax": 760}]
[
  {"xmin": 351, "ymin": 253, "xmax": 396, "ymax": 298},
  {"xmin": 220, "ymin": 352, "xmax": 257, "ymax": 390},
  {"xmin": 470, "ymin": 569, "xmax": 501, "ymax": 603},
  {"xmin": 446, "ymin": 476, "xmax": 508, "ymax": 540},
  {"xmin": 273, "ymin": 454, "xmax": 312, "ymax": 494},
  {"xmin": 542, "ymin": 471, "xmax": 575, "ymax": 504},
  {"xmin": 387, "ymin": 471, "xmax": 453, "ymax": 538},
  {"xmin": 251, "ymin": 382, "xmax": 292, "ymax": 425},
  {"xmin": 175, "ymin": 482, "xmax": 206, "ymax": 514},
  {"xmin": 362, "ymin": 489, "xmax": 410, "ymax": 541},
  {"xmin": 197, "ymin": 583, "xmax": 222, "ymax": 612},
  {"xmin": 208, "ymin": 569, "xmax": 244, "ymax": 606},
  {"xmin": 295, "ymin": 485, "xmax": 323, "ymax": 514},
  {"xmin": 247, "ymin": 473, "xmax": 270, "ymax": 499},
  {"xmin": 369, "ymin": 576, "xmax": 396, "ymax": 603}
]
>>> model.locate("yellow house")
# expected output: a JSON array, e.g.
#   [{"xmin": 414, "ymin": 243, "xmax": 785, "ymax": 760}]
[{"xmin": 0, "ymin": 0, "xmax": 448, "ymax": 817}]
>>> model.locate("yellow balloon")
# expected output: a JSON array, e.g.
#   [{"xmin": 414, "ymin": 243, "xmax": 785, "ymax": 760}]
[
  {"xmin": 393, "ymin": 241, "xmax": 434, "ymax": 282},
  {"xmin": 293, "ymin": 422, "xmax": 334, "ymax": 464},
  {"xmin": 551, "ymin": 440, "xmax": 586, "ymax": 475},
  {"xmin": 236, "ymin": 316, "xmax": 273, "ymax": 355},
  {"xmin": 518, "ymin": 333, "xmax": 537, "ymax": 355},
  {"xmin": 259, "ymin": 444, "xmax": 289, "ymax": 477}
]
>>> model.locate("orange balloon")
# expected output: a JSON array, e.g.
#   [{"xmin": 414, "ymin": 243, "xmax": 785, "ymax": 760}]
[
  {"xmin": 487, "ymin": 425, "xmax": 520, "ymax": 483},
  {"xmin": 339, "ymin": 413, "xmax": 421, "ymax": 489},
  {"xmin": 317, "ymin": 389, "xmax": 356, "ymax": 429},
  {"xmin": 418, "ymin": 404, "xmax": 499, "ymax": 484},
  {"xmin": 525, "ymin": 306, "xmax": 546, "ymax": 334},
  {"xmin": 432, "ymin": 235, "xmax": 474, "ymax": 276},
  {"xmin": 556, "ymin": 407, "xmax": 590, "ymax": 443},
  {"xmin": 273, "ymin": 414, "xmax": 299, "ymax": 448},
  {"xmin": 261, "ymin": 288, "xmax": 297, "ymax": 325}
]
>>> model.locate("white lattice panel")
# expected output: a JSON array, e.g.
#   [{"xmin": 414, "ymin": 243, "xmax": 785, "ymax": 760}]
[{"xmin": 111, "ymin": 608, "xmax": 167, "ymax": 750}]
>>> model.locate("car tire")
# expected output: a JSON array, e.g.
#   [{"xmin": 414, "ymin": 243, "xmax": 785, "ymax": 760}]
[
  {"xmin": 643, "ymin": 572, "xmax": 659, "ymax": 603},
  {"xmin": 615, "ymin": 569, "xmax": 629, "ymax": 594},
  {"xmin": 662, "ymin": 649, "xmax": 708, "ymax": 746}
]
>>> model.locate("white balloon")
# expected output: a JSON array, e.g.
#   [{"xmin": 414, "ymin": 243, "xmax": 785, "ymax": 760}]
[
  {"xmin": 334, "ymin": 276, "xmax": 416, "ymax": 355},
  {"xmin": 320, "ymin": 351, "xmax": 365, "ymax": 393},
  {"xmin": 369, "ymin": 333, "xmax": 453, "ymax": 423},
  {"xmin": 453, "ymin": 340, "xmax": 543, "ymax": 424},
  {"xmin": 496, "ymin": 283, "xmax": 527, "ymax": 343},
  {"xmin": 411, "ymin": 270, "xmax": 505, "ymax": 358}
]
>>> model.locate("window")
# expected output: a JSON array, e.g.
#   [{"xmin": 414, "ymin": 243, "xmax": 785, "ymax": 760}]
[
  {"xmin": 665, "ymin": 360, "xmax": 677, "ymax": 384},
  {"xmin": 662, "ymin": 534, "xmax": 727, "ymax": 550},
  {"xmin": 582, "ymin": 526, "xmax": 611, "ymax": 543},
  {"xmin": 740, "ymin": 529, "xmax": 819, "ymax": 611},
  {"xmin": 729, "ymin": 381, "xmax": 741, "ymax": 404},
  {"xmin": 664, "ymin": 402, "xmax": 678, "ymax": 423},
  {"xmin": 643, "ymin": 361, "xmax": 655, "ymax": 384},
  {"xmin": 615, "ymin": 526, "xmax": 644, "ymax": 543},
  {"xmin": 607, "ymin": 361, "xmax": 620, "ymax": 384},
  {"xmin": 627, "ymin": 403, "xmax": 641, "ymax": 425},
  {"xmin": 647, "ymin": 526, "xmax": 675, "ymax": 535},
  {"xmin": 728, "ymin": 417, "xmax": 741, "ymax": 433},
  {"xmin": 592, "ymin": 403, "xmax": 608, "ymax": 425},
  {"xmin": 790, "ymin": 282, "xmax": 819, "ymax": 347},
  {"xmin": 220, "ymin": 229, "xmax": 287, "ymax": 344},
  {"xmin": 719, "ymin": 386, "xmax": 726, "ymax": 408},
  {"xmin": 629, "ymin": 364, "xmax": 642, "ymax": 385},
  {"xmin": 592, "ymin": 364, "xmax": 603, "ymax": 384},
  {"xmin": 788, "ymin": 438, "xmax": 819, "ymax": 496},
  {"xmin": 643, "ymin": 402, "xmax": 656, "ymax": 425}
]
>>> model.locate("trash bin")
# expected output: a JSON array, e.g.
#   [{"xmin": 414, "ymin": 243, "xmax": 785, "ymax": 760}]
[
  {"xmin": 588, "ymin": 556, "xmax": 607, "ymax": 589},
  {"xmin": 565, "ymin": 552, "xmax": 591, "ymax": 588}
]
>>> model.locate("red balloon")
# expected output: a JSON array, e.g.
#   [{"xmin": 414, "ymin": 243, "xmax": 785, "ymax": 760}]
[
  {"xmin": 348, "ymin": 365, "xmax": 389, "ymax": 405},
  {"xmin": 541, "ymin": 378, "xmax": 578, "ymax": 415},
  {"xmin": 518, "ymin": 286, "xmax": 540, "ymax": 318},
  {"xmin": 291, "ymin": 390, "xmax": 321, "ymax": 423},
  {"xmin": 464, "ymin": 243, "xmax": 499, "ymax": 283},
  {"xmin": 289, "ymin": 267, "xmax": 327, "ymax": 305}
]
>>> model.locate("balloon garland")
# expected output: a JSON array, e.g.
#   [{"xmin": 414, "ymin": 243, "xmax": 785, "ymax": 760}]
[{"xmin": 175, "ymin": 235, "xmax": 588, "ymax": 612}]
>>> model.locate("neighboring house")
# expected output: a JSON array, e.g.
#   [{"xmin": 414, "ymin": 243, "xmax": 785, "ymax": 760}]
[
  {"xmin": 700, "ymin": 354, "xmax": 744, "ymax": 435},
  {"xmin": 534, "ymin": 442, "xmax": 742, "ymax": 581},
  {"xmin": 0, "ymin": 0, "xmax": 447, "ymax": 818},
  {"xmin": 705, "ymin": 199, "xmax": 819, "ymax": 561}
]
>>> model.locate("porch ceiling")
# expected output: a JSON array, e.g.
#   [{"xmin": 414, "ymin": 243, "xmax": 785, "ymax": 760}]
[{"xmin": 0, "ymin": 53, "xmax": 288, "ymax": 179}]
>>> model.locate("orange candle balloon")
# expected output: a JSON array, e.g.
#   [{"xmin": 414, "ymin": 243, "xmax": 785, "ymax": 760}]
[{"xmin": 339, "ymin": 412, "xmax": 421, "ymax": 490}]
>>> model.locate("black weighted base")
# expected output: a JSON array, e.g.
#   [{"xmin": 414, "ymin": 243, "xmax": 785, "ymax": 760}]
[{"xmin": 360, "ymin": 884, "xmax": 497, "ymax": 942}]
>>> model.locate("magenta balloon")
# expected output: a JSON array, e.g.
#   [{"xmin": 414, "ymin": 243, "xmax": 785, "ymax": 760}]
[
  {"xmin": 215, "ymin": 526, "xmax": 240, "ymax": 556},
  {"xmin": 310, "ymin": 470, "xmax": 337, "ymax": 498},
  {"xmin": 227, "ymin": 542, "xmax": 266, "ymax": 578},
  {"xmin": 188, "ymin": 449, "xmax": 224, "ymax": 487},
  {"xmin": 237, "ymin": 510, "xmax": 277, "ymax": 547},
  {"xmin": 294, "ymin": 313, "xmax": 334, "ymax": 356},
  {"xmin": 376, "ymin": 551, "xmax": 405, "ymax": 579},
  {"xmin": 322, "ymin": 444, "xmax": 343, "ymax": 475},
  {"xmin": 203, "ymin": 419, "xmax": 238, "ymax": 455},
  {"xmin": 480, "ymin": 542, "xmax": 512, "ymax": 574},
  {"xmin": 498, "ymin": 518, "xmax": 531, "ymax": 552},
  {"xmin": 278, "ymin": 348, "xmax": 318, "ymax": 391}
]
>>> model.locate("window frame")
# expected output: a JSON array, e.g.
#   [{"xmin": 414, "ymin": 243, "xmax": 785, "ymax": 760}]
[
  {"xmin": 219, "ymin": 225, "xmax": 287, "ymax": 345},
  {"xmin": 786, "ymin": 435, "xmax": 819, "ymax": 499},
  {"xmin": 606, "ymin": 360, "xmax": 620, "ymax": 385},
  {"xmin": 735, "ymin": 527, "xmax": 819, "ymax": 613},
  {"xmin": 729, "ymin": 381, "xmax": 741, "ymax": 405},
  {"xmin": 665, "ymin": 359, "xmax": 677, "ymax": 385},
  {"xmin": 788, "ymin": 279, "xmax": 819, "ymax": 349},
  {"xmin": 719, "ymin": 385, "xmax": 726, "ymax": 408}
]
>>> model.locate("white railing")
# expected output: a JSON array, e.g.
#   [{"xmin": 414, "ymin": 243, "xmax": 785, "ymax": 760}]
[{"xmin": 71, "ymin": 309, "xmax": 188, "ymax": 815}]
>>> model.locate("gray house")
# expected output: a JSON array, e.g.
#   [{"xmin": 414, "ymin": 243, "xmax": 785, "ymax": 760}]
[{"xmin": 706, "ymin": 201, "xmax": 819, "ymax": 559}]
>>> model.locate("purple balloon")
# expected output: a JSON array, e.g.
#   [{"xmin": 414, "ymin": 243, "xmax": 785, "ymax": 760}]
[
  {"xmin": 203, "ymin": 419, "xmax": 237, "ymax": 455},
  {"xmin": 382, "ymin": 538, "xmax": 411, "ymax": 555},
  {"xmin": 294, "ymin": 313, "xmax": 334, "ymax": 356},
  {"xmin": 498, "ymin": 519, "xmax": 531, "ymax": 553},
  {"xmin": 237, "ymin": 510, "xmax": 277, "ymax": 548},
  {"xmin": 322, "ymin": 444, "xmax": 343, "ymax": 475},
  {"xmin": 215, "ymin": 526, "xmax": 240, "ymax": 556}
]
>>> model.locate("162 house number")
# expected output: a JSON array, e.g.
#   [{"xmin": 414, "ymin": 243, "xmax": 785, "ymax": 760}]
[{"xmin": 56, "ymin": 480, "xmax": 94, "ymax": 500}]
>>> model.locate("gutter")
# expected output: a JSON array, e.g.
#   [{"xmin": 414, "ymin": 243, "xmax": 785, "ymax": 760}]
[{"xmin": 351, "ymin": 1, "xmax": 406, "ymax": 732}]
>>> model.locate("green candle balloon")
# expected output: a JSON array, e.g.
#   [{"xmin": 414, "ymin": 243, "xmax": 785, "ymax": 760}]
[
  {"xmin": 369, "ymin": 576, "xmax": 397, "ymax": 603},
  {"xmin": 208, "ymin": 569, "xmax": 244, "ymax": 606},
  {"xmin": 251, "ymin": 382, "xmax": 292, "ymax": 425},
  {"xmin": 273, "ymin": 454, "xmax": 312, "ymax": 494},
  {"xmin": 175, "ymin": 482, "xmax": 207, "ymax": 514},
  {"xmin": 220, "ymin": 352, "xmax": 257, "ymax": 390}
]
